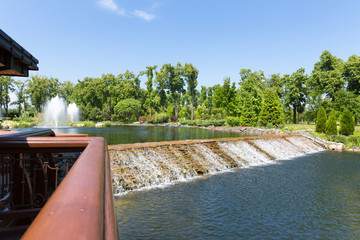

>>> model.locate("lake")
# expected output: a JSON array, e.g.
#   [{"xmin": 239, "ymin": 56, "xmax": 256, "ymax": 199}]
[
  {"xmin": 17, "ymin": 125, "xmax": 244, "ymax": 145},
  {"xmin": 115, "ymin": 151, "xmax": 360, "ymax": 239}
]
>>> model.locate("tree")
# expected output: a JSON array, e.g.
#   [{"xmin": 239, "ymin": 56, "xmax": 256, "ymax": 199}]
[
  {"xmin": 183, "ymin": 63, "xmax": 199, "ymax": 120},
  {"xmin": 0, "ymin": 76, "xmax": 14, "ymax": 117},
  {"xmin": 259, "ymin": 88, "xmax": 284, "ymax": 126},
  {"xmin": 343, "ymin": 54, "xmax": 360, "ymax": 94},
  {"xmin": 12, "ymin": 80, "xmax": 27, "ymax": 116},
  {"xmin": 315, "ymin": 106, "xmax": 327, "ymax": 133},
  {"xmin": 339, "ymin": 109, "xmax": 355, "ymax": 136},
  {"xmin": 237, "ymin": 69, "xmax": 266, "ymax": 118},
  {"xmin": 284, "ymin": 68, "xmax": 308, "ymax": 124},
  {"xmin": 325, "ymin": 111, "xmax": 337, "ymax": 135},
  {"xmin": 331, "ymin": 90, "xmax": 360, "ymax": 122},
  {"xmin": 114, "ymin": 98, "xmax": 141, "ymax": 121},
  {"xmin": 239, "ymin": 92, "xmax": 257, "ymax": 126},
  {"xmin": 308, "ymin": 50, "xmax": 344, "ymax": 100},
  {"xmin": 141, "ymin": 65, "xmax": 158, "ymax": 116},
  {"xmin": 26, "ymin": 75, "xmax": 60, "ymax": 112},
  {"xmin": 214, "ymin": 77, "xmax": 237, "ymax": 116}
]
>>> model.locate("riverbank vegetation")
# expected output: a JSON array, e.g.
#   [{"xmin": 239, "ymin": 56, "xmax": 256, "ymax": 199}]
[{"xmin": 1, "ymin": 50, "xmax": 360, "ymax": 141}]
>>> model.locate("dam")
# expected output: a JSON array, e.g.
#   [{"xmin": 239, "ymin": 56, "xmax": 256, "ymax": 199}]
[{"xmin": 109, "ymin": 134, "xmax": 326, "ymax": 194}]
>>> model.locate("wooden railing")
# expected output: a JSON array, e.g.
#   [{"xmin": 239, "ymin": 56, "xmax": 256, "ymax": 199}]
[{"xmin": 0, "ymin": 131, "xmax": 118, "ymax": 239}]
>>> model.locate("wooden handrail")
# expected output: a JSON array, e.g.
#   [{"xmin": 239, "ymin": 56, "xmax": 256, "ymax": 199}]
[{"xmin": 0, "ymin": 136, "xmax": 118, "ymax": 239}]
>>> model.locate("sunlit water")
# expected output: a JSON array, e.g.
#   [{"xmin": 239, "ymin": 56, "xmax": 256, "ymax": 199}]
[
  {"xmin": 17, "ymin": 125, "xmax": 244, "ymax": 145},
  {"xmin": 116, "ymin": 151, "xmax": 360, "ymax": 239}
]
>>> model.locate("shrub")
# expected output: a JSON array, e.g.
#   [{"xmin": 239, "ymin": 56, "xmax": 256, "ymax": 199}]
[
  {"xmin": 163, "ymin": 116, "xmax": 170, "ymax": 123},
  {"xmin": 334, "ymin": 135, "xmax": 349, "ymax": 146},
  {"xmin": 19, "ymin": 122, "xmax": 32, "ymax": 128},
  {"xmin": 139, "ymin": 116, "xmax": 147, "ymax": 123},
  {"xmin": 103, "ymin": 121, "xmax": 112, "ymax": 127},
  {"xmin": 315, "ymin": 106, "xmax": 327, "ymax": 133},
  {"xmin": 325, "ymin": 111, "xmax": 337, "ymax": 135},
  {"xmin": 226, "ymin": 117, "xmax": 240, "ymax": 127},
  {"xmin": 348, "ymin": 136, "xmax": 360, "ymax": 147},
  {"xmin": 148, "ymin": 116, "xmax": 155, "ymax": 123},
  {"xmin": 111, "ymin": 114, "xmax": 119, "ymax": 121},
  {"xmin": 83, "ymin": 121, "xmax": 95, "ymax": 127},
  {"xmin": 170, "ymin": 116, "xmax": 178, "ymax": 122},
  {"xmin": 339, "ymin": 109, "xmax": 355, "ymax": 136},
  {"xmin": 266, "ymin": 123, "xmax": 273, "ymax": 129}
]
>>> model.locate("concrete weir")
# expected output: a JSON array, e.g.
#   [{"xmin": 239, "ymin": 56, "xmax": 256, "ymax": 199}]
[{"xmin": 108, "ymin": 135, "xmax": 326, "ymax": 194}]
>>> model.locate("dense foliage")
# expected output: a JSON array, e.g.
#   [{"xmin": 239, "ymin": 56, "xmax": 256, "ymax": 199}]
[
  {"xmin": 340, "ymin": 109, "xmax": 355, "ymax": 136},
  {"xmin": 1, "ymin": 50, "xmax": 360, "ymax": 134},
  {"xmin": 315, "ymin": 106, "xmax": 327, "ymax": 133},
  {"xmin": 325, "ymin": 111, "xmax": 337, "ymax": 135}
]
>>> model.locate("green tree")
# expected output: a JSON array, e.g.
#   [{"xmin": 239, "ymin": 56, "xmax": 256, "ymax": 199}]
[
  {"xmin": 308, "ymin": 50, "xmax": 344, "ymax": 100},
  {"xmin": 59, "ymin": 81, "xmax": 74, "ymax": 104},
  {"xmin": 214, "ymin": 77, "xmax": 237, "ymax": 116},
  {"xmin": 11, "ymin": 80, "xmax": 27, "ymax": 116},
  {"xmin": 239, "ymin": 92, "xmax": 257, "ymax": 126},
  {"xmin": 343, "ymin": 54, "xmax": 360, "ymax": 94},
  {"xmin": 315, "ymin": 106, "xmax": 327, "ymax": 133},
  {"xmin": 141, "ymin": 65, "xmax": 158, "ymax": 116},
  {"xmin": 259, "ymin": 88, "xmax": 284, "ymax": 126},
  {"xmin": 114, "ymin": 98, "xmax": 141, "ymax": 121},
  {"xmin": 325, "ymin": 111, "xmax": 337, "ymax": 135},
  {"xmin": 284, "ymin": 68, "xmax": 308, "ymax": 124},
  {"xmin": 183, "ymin": 63, "xmax": 199, "ymax": 120},
  {"xmin": 237, "ymin": 69, "xmax": 266, "ymax": 117},
  {"xmin": 339, "ymin": 109, "xmax": 355, "ymax": 136},
  {"xmin": 26, "ymin": 75, "xmax": 60, "ymax": 112},
  {"xmin": 331, "ymin": 90, "xmax": 360, "ymax": 122},
  {"xmin": 0, "ymin": 76, "xmax": 14, "ymax": 117}
]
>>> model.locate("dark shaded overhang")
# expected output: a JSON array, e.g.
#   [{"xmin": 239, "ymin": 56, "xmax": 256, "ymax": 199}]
[{"xmin": 0, "ymin": 29, "xmax": 39, "ymax": 77}]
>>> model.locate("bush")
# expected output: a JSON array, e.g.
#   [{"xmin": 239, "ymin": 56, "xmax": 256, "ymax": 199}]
[
  {"xmin": 83, "ymin": 121, "xmax": 95, "ymax": 127},
  {"xmin": 148, "ymin": 116, "xmax": 155, "ymax": 123},
  {"xmin": 348, "ymin": 136, "xmax": 360, "ymax": 147},
  {"xmin": 315, "ymin": 106, "xmax": 327, "ymax": 133},
  {"xmin": 325, "ymin": 111, "xmax": 337, "ymax": 135},
  {"xmin": 266, "ymin": 123, "xmax": 273, "ymax": 129},
  {"xmin": 162, "ymin": 116, "xmax": 169, "ymax": 123},
  {"xmin": 139, "ymin": 116, "xmax": 147, "ymax": 123},
  {"xmin": 340, "ymin": 109, "xmax": 355, "ymax": 136},
  {"xmin": 226, "ymin": 117, "xmax": 240, "ymax": 127},
  {"xmin": 19, "ymin": 122, "xmax": 32, "ymax": 128},
  {"xmin": 111, "ymin": 114, "xmax": 119, "ymax": 121},
  {"xmin": 170, "ymin": 116, "xmax": 178, "ymax": 122},
  {"xmin": 103, "ymin": 121, "xmax": 111, "ymax": 127},
  {"xmin": 334, "ymin": 135, "xmax": 349, "ymax": 146}
]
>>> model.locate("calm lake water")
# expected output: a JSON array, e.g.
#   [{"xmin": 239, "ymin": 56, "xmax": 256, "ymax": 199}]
[
  {"xmin": 18, "ymin": 125, "xmax": 243, "ymax": 145},
  {"xmin": 115, "ymin": 151, "xmax": 360, "ymax": 239}
]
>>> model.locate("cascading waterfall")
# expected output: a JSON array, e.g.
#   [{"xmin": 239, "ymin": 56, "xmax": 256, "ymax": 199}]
[{"xmin": 109, "ymin": 135, "xmax": 326, "ymax": 194}]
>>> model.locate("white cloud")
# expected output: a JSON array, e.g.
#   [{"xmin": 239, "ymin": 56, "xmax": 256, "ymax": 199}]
[
  {"xmin": 97, "ymin": 0, "xmax": 156, "ymax": 21},
  {"xmin": 132, "ymin": 10, "xmax": 156, "ymax": 21},
  {"xmin": 98, "ymin": 0, "xmax": 118, "ymax": 11}
]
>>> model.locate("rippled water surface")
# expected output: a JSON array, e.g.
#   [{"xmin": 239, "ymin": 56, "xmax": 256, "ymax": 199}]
[{"xmin": 116, "ymin": 151, "xmax": 360, "ymax": 239}]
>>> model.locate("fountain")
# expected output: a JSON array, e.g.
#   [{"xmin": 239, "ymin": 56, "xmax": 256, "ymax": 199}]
[{"xmin": 42, "ymin": 96, "xmax": 80, "ymax": 127}]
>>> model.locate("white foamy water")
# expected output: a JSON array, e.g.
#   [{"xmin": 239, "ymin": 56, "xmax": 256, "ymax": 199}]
[
  {"xmin": 41, "ymin": 96, "xmax": 80, "ymax": 127},
  {"xmin": 110, "ymin": 136, "xmax": 326, "ymax": 194}
]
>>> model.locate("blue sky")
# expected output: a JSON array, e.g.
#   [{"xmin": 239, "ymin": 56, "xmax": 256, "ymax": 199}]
[{"xmin": 1, "ymin": 0, "xmax": 360, "ymax": 88}]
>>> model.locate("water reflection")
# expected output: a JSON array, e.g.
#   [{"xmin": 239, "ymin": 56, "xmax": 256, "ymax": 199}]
[{"xmin": 116, "ymin": 151, "xmax": 360, "ymax": 239}]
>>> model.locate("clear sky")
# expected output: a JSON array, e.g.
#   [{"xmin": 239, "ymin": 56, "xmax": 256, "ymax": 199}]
[{"xmin": 2, "ymin": 0, "xmax": 360, "ymax": 88}]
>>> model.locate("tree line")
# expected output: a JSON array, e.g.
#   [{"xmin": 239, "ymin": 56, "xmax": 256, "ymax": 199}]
[{"xmin": 0, "ymin": 50, "xmax": 360, "ymax": 127}]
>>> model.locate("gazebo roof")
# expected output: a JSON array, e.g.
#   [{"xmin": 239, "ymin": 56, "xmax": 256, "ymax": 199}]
[{"xmin": 0, "ymin": 29, "xmax": 39, "ymax": 77}]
